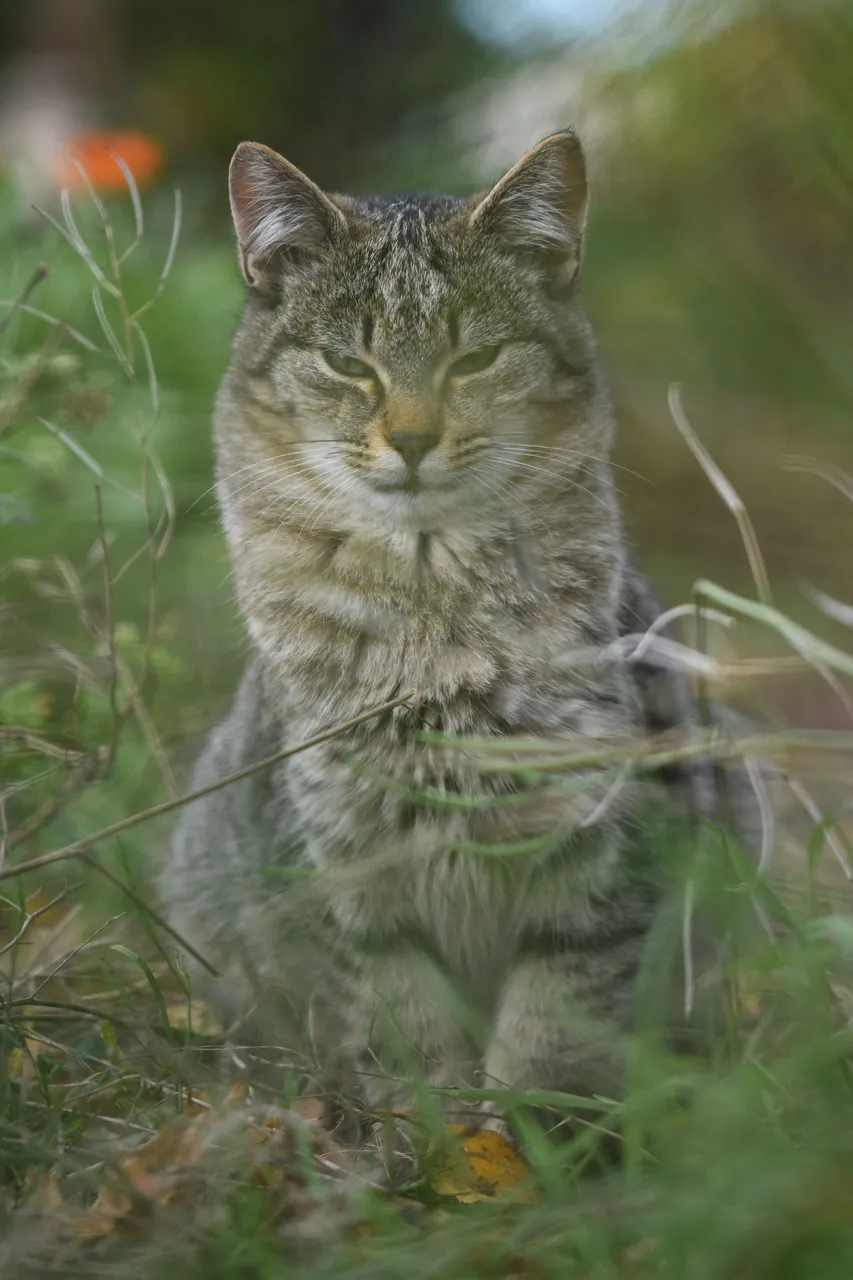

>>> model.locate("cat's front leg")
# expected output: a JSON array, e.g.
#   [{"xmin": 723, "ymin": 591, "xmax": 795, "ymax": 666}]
[
  {"xmin": 343, "ymin": 944, "xmax": 481, "ymax": 1158},
  {"xmin": 481, "ymin": 851, "xmax": 656, "ymax": 1139}
]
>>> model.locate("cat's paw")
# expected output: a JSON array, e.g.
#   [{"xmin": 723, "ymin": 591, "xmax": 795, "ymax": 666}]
[{"xmin": 466, "ymin": 1097, "xmax": 512, "ymax": 1140}]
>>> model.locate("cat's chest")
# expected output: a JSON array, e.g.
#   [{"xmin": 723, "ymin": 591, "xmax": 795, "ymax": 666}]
[
  {"xmin": 289, "ymin": 528, "xmax": 538, "ymax": 705},
  {"xmin": 330, "ymin": 830, "xmax": 528, "ymax": 979}
]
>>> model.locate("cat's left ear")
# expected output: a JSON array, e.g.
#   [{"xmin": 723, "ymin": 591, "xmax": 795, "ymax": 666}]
[
  {"xmin": 229, "ymin": 141, "xmax": 347, "ymax": 296},
  {"xmin": 469, "ymin": 129, "xmax": 588, "ymax": 283}
]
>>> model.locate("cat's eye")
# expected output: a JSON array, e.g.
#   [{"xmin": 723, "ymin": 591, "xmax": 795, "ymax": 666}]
[
  {"xmin": 322, "ymin": 350, "xmax": 376, "ymax": 379},
  {"xmin": 447, "ymin": 344, "xmax": 502, "ymax": 378}
]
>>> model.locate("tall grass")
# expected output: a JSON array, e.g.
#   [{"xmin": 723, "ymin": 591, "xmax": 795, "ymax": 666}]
[{"xmin": 1, "ymin": 169, "xmax": 853, "ymax": 1279}]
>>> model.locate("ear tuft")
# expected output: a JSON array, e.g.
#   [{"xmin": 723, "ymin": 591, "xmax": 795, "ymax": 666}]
[
  {"xmin": 228, "ymin": 142, "xmax": 346, "ymax": 293},
  {"xmin": 470, "ymin": 129, "xmax": 589, "ymax": 280}
]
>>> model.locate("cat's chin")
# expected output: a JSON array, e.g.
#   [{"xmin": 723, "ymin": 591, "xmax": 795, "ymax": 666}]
[
  {"xmin": 358, "ymin": 478, "xmax": 479, "ymax": 532},
  {"xmin": 367, "ymin": 472, "xmax": 453, "ymax": 497}
]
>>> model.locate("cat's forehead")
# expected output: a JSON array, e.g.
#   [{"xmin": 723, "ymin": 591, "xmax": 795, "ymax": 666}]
[
  {"xmin": 354, "ymin": 192, "xmax": 463, "ymax": 221},
  {"xmin": 342, "ymin": 193, "xmax": 471, "ymax": 336},
  {"xmin": 283, "ymin": 190, "xmax": 529, "ymax": 357}
]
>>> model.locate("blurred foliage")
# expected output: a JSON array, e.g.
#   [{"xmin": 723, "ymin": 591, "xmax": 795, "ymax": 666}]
[
  {"xmin": 2, "ymin": 3, "xmax": 853, "ymax": 1274},
  {"xmin": 0, "ymin": 0, "xmax": 498, "ymax": 191},
  {"xmin": 1, "ymin": 0, "xmax": 853, "ymax": 874},
  {"xmin": 592, "ymin": 0, "xmax": 853, "ymax": 411},
  {"xmin": 0, "ymin": 180, "xmax": 243, "ymax": 900}
]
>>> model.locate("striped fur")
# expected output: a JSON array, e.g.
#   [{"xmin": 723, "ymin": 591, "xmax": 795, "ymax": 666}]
[{"xmin": 162, "ymin": 132, "xmax": 724, "ymax": 1130}]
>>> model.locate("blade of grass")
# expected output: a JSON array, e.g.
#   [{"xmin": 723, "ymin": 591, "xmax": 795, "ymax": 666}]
[
  {"xmin": 669, "ymin": 383, "xmax": 771, "ymax": 605},
  {"xmin": 0, "ymin": 689, "xmax": 415, "ymax": 884},
  {"xmin": 108, "ymin": 150, "xmax": 144, "ymax": 244},
  {"xmin": 804, "ymin": 585, "xmax": 853, "ymax": 629},
  {"xmin": 91, "ymin": 288, "xmax": 133, "ymax": 378},
  {"xmin": 0, "ymin": 302, "xmax": 99, "ymax": 352},
  {"xmin": 35, "ymin": 202, "xmax": 121, "ymax": 299},
  {"xmin": 783, "ymin": 455, "xmax": 853, "ymax": 507},
  {"xmin": 0, "ymin": 265, "xmax": 49, "ymax": 338},
  {"xmin": 694, "ymin": 580, "xmax": 853, "ymax": 680},
  {"xmin": 131, "ymin": 319, "xmax": 160, "ymax": 417},
  {"xmin": 109, "ymin": 944, "xmax": 172, "ymax": 1043}
]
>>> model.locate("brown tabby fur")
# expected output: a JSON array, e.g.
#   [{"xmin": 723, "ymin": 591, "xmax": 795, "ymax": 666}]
[{"xmin": 162, "ymin": 131, "xmax": 730, "ymax": 1133}]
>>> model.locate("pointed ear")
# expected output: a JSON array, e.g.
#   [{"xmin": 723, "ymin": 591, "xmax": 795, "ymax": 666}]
[
  {"xmin": 469, "ymin": 129, "xmax": 588, "ymax": 282},
  {"xmin": 228, "ymin": 142, "xmax": 347, "ymax": 294}
]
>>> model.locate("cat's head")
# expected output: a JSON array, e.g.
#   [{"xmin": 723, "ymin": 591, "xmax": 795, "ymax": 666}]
[{"xmin": 217, "ymin": 130, "xmax": 609, "ymax": 535}]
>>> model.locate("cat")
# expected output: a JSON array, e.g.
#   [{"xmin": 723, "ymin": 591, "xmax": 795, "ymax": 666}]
[{"xmin": 162, "ymin": 130, "xmax": 737, "ymax": 1138}]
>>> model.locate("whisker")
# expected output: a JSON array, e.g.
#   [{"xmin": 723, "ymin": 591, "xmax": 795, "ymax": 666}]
[
  {"xmin": 298, "ymin": 473, "xmax": 357, "ymax": 539},
  {"xmin": 227, "ymin": 469, "xmax": 315, "ymax": 507},
  {"xmin": 496, "ymin": 436, "xmax": 650, "ymax": 484},
  {"xmin": 491, "ymin": 449, "xmax": 614, "ymax": 513},
  {"xmin": 470, "ymin": 471, "xmax": 550, "ymax": 538},
  {"xmin": 222, "ymin": 452, "xmax": 349, "ymax": 505},
  {"xmin": 189, "ymin": 443, "xmax": 339, "ymax": 510}
]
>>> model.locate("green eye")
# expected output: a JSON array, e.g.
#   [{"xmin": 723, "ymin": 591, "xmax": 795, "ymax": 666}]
[
  {"xmin": 448, "ymin": 344, "xmax": 502, "ymax": 378},
  {"xmin": 322, "ymin": 350, "xmax": 376, "ymax": 379}
]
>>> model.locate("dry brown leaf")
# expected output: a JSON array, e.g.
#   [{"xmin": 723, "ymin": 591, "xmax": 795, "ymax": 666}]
[
  {"xmin": 20, "ymin": 1168, "xmax": 64, "ymax": 1214},
  {"xmin": 75, "ymin": 1097, "xmax": 338, "ymax": 1238},
  {"xmin": 224, "ymin": 1077, "xmax": 249, "ymax": 1107},
  {"xmin": 165, "ymin": 999, "xmax": 223, "ymax": 1037},
  {"xmin": 77, "ymin": 1187, "xmax": 135, "ymax": 1239},
  {"xmin": 181, "ymin": 1089, "xmax": 213, "ymax": 1117},
  {"xmin": 432, "ymin": 1127, "xmax": 537, "ymax": 1204},
  {"xmin": 77, "ymin": 1115, "xmax": 206, "ymax": 1237},
  {"xmin": 292, "ymin": 1096, "xmax": 326, "ymax": 1124}
]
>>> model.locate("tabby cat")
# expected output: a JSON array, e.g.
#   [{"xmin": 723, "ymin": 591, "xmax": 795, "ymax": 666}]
[{"xmin": 162, "ymin": 131, "xmax": 728, "ymax": 1134}]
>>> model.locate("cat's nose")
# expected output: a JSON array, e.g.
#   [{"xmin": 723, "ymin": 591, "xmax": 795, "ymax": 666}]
[{"xmin": 386, "ymin": 429, "xmax": 440, "ymax": 469}]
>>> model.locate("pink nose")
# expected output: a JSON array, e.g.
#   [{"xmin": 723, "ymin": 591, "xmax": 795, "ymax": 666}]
[{"xmin": 386, "ymin": 429, "xmax": 440, "ymax": 469}]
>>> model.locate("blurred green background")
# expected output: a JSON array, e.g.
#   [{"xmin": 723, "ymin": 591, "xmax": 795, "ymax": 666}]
[{"xmin": 2, "ymin": 0, "xmax": 853, "ymax": 868}]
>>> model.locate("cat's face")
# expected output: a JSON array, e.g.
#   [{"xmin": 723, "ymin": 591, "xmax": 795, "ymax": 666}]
[{"xmin": 219, "ymin": 133, "xmax": 608, "ymax": 533}]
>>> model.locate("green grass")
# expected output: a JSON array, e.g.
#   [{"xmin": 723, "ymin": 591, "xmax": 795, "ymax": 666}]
[{"xmin": 2, "ymin": 154, "xmax": 853, "ymax": 1279}]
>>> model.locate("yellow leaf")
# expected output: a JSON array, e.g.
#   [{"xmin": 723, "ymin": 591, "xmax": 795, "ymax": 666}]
[
  {"xmin": 5, "ymin": 1048, "xmax": 27, "ymax": 1082},
  {"xmin": 431, "ymin": 1127, "xmax": 537, "ymax": 1203},
  {"xmin": 164, "ymin": 999, "xmax": 222, "ymax": 1037},
  {"xmin": 99, "ymin": 1019, "xmax": 121, "ymax": 1060},
  {"xmin": 5, "ymin": 1036, "xmax": 66, "ymax": 1083}
]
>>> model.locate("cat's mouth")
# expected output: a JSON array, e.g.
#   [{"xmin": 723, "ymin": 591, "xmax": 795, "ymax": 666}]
[{"xmin": 369, "ymin": 472, "xmax": 452, "ymax": 497}]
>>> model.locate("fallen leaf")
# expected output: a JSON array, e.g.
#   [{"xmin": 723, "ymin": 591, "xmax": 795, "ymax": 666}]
[
  {"xmin": 224, "ymin": 1077, "xmax": 249, "ymax": 1108},
  {"xmin": 293, "ymin": 1096, "xmax": 326, "ymax": 1124},
  {"xmin": 5, "ymin": 1035, "xmax": 67, "ymax": 1084},
  {"xmin": 182, "ymin": 1089, "xmax": 212, "ymax": 1117},
  {"xmin": 77, "ymin": 1187, "xmax": 134, "ymax": 1239},
  {"xmin": 75, "ymin": 1096, "xmax": 341, "ymax": 1238},
  {"xmin": 165, "ymin": 998, "xmax": 223, "ymax": 1037},
  {"xmin": 77, "ymin": 1116, "xmax": 201, "ymax": 1236},
  {"xmin": 5, "ymin": 1047, "xmax": 28, "ymax": 1082},
  {"xmin": 20, "ymin": 1168, "xmax": 63, "ymax": 1214},
  {"xmin": 432, "ymin": 1127, "xmax": 536, "ymax": 1204}
]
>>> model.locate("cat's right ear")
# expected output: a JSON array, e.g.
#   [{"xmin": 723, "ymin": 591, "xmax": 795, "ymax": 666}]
[
  {"xmin": 228, "ymin": 142, "xmax": 346, "ymax": 296},
  {"xmin": 469, "ymin": 129, "xmax": 588, "ymax": 285}
]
